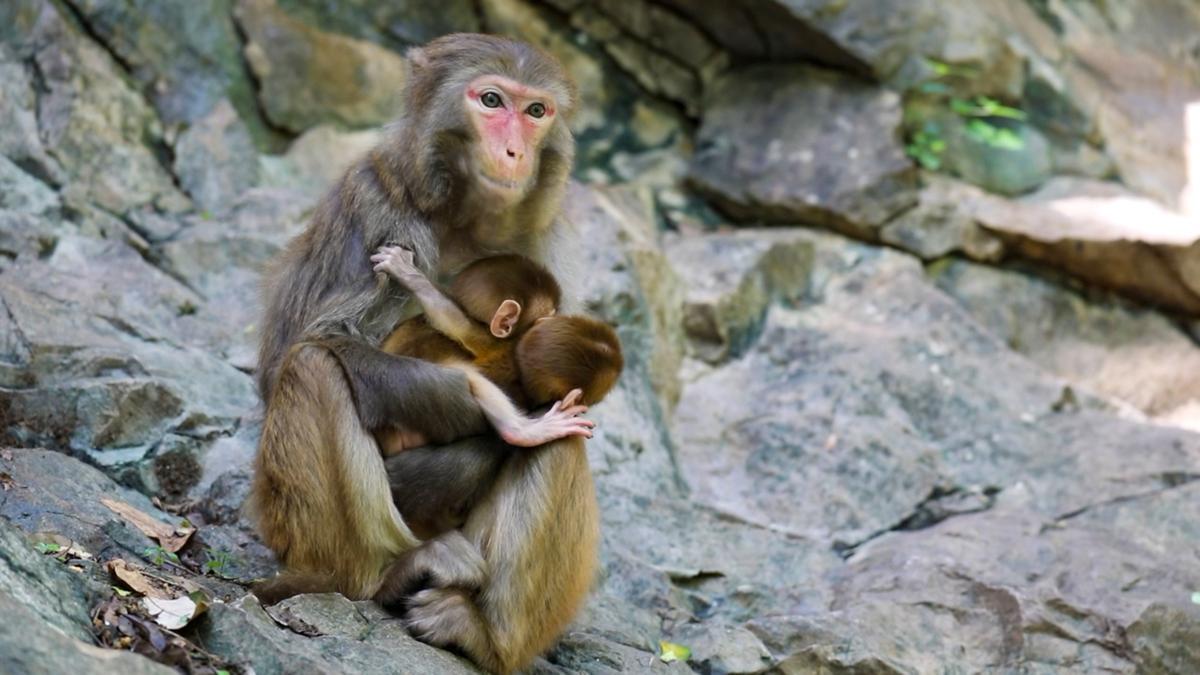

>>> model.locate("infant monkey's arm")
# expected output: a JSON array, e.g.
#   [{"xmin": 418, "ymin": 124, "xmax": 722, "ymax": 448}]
[
  {"xmin": 371, "ymin": 245, "xmax": 491, "ymax": 355},
  {"xmin": 449, "ymin": 365, "xmax": 595, "ymax": 447}
]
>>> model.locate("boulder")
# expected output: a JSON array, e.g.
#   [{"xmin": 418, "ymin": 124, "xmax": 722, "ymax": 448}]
[
  {"xmin": 876, "ymin": 173, "xmax": 1004, "ymax": 261},
  {"xmin": 934, "ymin": 259, "xmax": 1200, "ymax": 428},
  {"xmin": 665, "ymin": 229, "xmax": 813, "ymax": 363},
  {"xmin": 173, "ymin": 100, "xmax": 261, "ymax": 214},
  {"xmin": 195, "ymin": 595, "xmax": 480, "ymax": 674},
  {"xmin": 276, "ymin": 0, "xmax": 480, "ymax": 51},
  {"xmin": 0, "ymin": 234, "xmax": 257, "ymax": 494},
  {"xmin": 970, "ymin": 177, "xmax": 1200, "ymax": 316},
  {"xmin": 689, "ymin": 64, "xmax": 916, "ymax": 237},
  {"xmin": 258, "ymin": 124, "xmax": 382, "ymax": 200},
  {"xmin": 38, "ymin": 0, "xmax": 275, "ymax": 147},
  {"xmin": 21, "ymin": 3, "xmax": 188, "ymax": 215},
  {"xmin": 235, "ymin": 0, "xmax": 409, "ymax": 133}
]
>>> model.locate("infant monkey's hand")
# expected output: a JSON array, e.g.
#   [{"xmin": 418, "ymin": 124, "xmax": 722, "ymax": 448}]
[
  {"xmin": 500, "ymin": 389, "xmax": 596, "ymax": 448},
  {"xmin": 371, "ymin": 245, "xmax": 420, "ymax": 278}
]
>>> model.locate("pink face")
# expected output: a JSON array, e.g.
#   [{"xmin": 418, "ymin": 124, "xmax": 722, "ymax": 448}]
[{"xmin": 464, "ymin": 75, "xmax": 557, "ymax": 201}]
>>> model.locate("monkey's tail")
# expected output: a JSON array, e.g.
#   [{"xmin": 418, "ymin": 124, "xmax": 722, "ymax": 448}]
[{"xmin": 252, "ymin": 572, "xmax": 339, "ymax": 606}]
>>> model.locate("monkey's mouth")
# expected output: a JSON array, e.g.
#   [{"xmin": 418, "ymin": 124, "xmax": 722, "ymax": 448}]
[{"xmin": 478, "ymin": 172, "xmax": 525, "ymax": 193}]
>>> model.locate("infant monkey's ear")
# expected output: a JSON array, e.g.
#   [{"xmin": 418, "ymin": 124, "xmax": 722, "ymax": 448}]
[{"xmin": 516, "ymin": 315, "xmax": 623, "ymax": 407}]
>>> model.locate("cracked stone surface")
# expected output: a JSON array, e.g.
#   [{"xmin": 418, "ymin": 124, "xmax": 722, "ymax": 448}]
[{"xmin": 2, "ymin": 0, "xmax": 1199, "ymax": 673}]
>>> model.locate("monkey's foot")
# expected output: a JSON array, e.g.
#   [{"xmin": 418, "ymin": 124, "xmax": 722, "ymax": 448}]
[
  {"xmin": 377, "ymin": 531, "xmax": 488, "ymax": 606},
  {"xmin": 404, "ymin": 587, "xmax": 499, "ymax": 669}
]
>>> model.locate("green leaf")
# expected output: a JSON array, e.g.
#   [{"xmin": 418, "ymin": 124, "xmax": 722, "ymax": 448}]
[
  {"xmin": 112, "ymin": 586, "xmax": 131, "ymax": 597},
  {"xmin": 924, "ymin": 58, "xmax": 952, "ymax": 77},
  {"xmin": 918, "ymin": 81, "xmax": 951, "ymax": 95},
  {"xmin": 949, "ymin": 98, "xmax": 977, "ymax": 116},
  {"xmin": 976, "ymin": 96, "xmax": 1027, "ymax": 120},
  {"xmin": 34, "ymin": 542, "xmax": 62, "ymax": 554},
  {"xmin": 659, "ymin": 641, "xmax": 691, "ymax": 663}
]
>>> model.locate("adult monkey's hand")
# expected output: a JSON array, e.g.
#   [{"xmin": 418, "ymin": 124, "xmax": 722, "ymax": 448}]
[{"xmin": 248, "ymin": 34, "xmax": 597, "ymax": 675}]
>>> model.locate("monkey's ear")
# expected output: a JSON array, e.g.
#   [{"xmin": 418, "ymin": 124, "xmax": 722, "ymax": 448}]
[
  {"xmin": 406, "ymin": 47, "xmax": 430, "ymax": 72},
  {"xmin": 490, "ymin": 300, "xmax": 522, "ymax": 338}
]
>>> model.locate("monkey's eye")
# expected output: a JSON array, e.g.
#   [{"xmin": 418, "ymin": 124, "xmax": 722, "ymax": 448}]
[
  {"xmin": 480, "ymin": 91, "xmax": 503, "ymax": 108},
  {"xmin": 526, "ymin": 102, "xmax": 546, "ymax": 118}
]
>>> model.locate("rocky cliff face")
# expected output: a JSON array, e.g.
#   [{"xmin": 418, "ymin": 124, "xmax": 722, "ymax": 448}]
[{"xmin": 1, "ymin": 1, "xmax": 1199, "ymax": 673}]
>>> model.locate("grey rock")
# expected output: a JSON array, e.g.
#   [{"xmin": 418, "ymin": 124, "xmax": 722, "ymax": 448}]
[
  {"xmin": 265, "ymin": 593, "xmax": 370, "ymax": 638},
  {"xmin": 967, "ymin": 177, "xmax": 1200, "ymax": 316},
  {"xmin": 29, "ymin": 3, "xmax": 188, "ymax": 214},
  {"xmin": 0, "ymin": 592, "xmax": 175, "ymax": 675},
  {"xmin": 938, "ymin": 114, "xmax": 1054, "ymax": 196},
  {"xmin": 49, "ymin": 0, "xmax": 277, "ymax": 148},
  {"xmin": 0, "ymin": 518, "xmax": 97, "ymax": 643},
  {"xmin": 665, "ymin": 229, "xmax": 813, "ymax": 363},
  {"xmin": 235, "ymin": 0, "xmax": 409, "ymax": 133},
  {"xmin": 278, "ymin": 0, "xmax": 480, "ymax": 50},
  {"xmin": 1, "ymin": 235, "xmax": 256, "ymax": 489},
  {"xmin": 878, "ymin": 173, "xmax": 1004, "ymax": 261},
  {"xmin": 671, "ymin": 622, "xmax": 772, "ymax": 674},
  {"xmin": 690, "ymin": 64, "xmax": 916, "ymax": 236},
  {"xmin": 539, "ymin": 631, "xmax": 689, "ymax": 674},
  {"xmin": 0, "ymin": 52, "xmax": 63, "ymax": 186},
  {"xmin": 162, "ymin": 188, "xmax": 309, "ymax": 366},
  {"xmin": 934, "ymin": 259, "xmax": 1200, "ymax": 426},
  {"xmin": 258, "ymin": 124, "xmax": 382, "ymax": 200},
  {"xmin": 1128, "ymin": 603, "xmax": 1200, "ymax": 675},
  {"xmin": 0, "ymin": 448, "xmax": 185, "ymax": 561},
  {"xmin": 197, "ymin": 595, "xmax": 481, "ymax": 674},
  {"xmin": 598, "ymin": 484, "xmax": 840, "ymax": 623},
  {"xmin": 0, "ymin": 156, "xmax": 60, "ymax": 216},
  {"xmin": 173, "ymin": 100, "xmax": 261, "ymax": 214}
]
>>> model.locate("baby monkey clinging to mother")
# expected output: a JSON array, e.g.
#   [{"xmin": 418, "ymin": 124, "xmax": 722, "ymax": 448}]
[{"xmin": 371, "ymin": 246, "xmax": 623, "ymax": 453}]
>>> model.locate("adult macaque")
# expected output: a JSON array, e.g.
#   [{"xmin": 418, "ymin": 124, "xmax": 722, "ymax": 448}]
[
  {"xmin": 249, "ymin": 34, "xmax": 600, "ymax": 673},
  {"xmin": 372, "ymin": 248, "xmax": 623, "ymax": 453}
]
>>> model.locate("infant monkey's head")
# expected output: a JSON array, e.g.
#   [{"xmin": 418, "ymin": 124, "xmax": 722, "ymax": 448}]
[
  {"xmin": 451, "ymin": 254, "xmax": 561, "ymax": 338},
  {"xmin": 517, "ymin": 315, "xmax": 623, "ymax": 406},
  {"xmin": 451, "ymin": 255, "xmax": 623, "ymax": 405}
]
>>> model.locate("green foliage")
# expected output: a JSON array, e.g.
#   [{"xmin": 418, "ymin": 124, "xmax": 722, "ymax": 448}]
[
  {"xmin": 949, "ymin": 96, "xmax": 1027, "ymax": 121},
  {"xmin": 34, "ymin": 542, "xmax": 61, "ymax": 554},
  {"xmin": 964, "ymin": 119, "xmax": 1024, "ymax": 150},
  {"xmin": 204, "ymin": 548, "xmax": 236, "ymax": 578},
  {"xmin": 924, "ymin": 58, "xmax": 979, "ymax": 79},
  {"xmin": 908, "ymin": 59, "xmax": 1030, "ymax": 160},
  {"xmin": 143, "ymin": 545, "xmax": 180, "ymax": 567},
  {"xmin": 905, "ymin": 123, "xmax": 946, "ymax": 170}
]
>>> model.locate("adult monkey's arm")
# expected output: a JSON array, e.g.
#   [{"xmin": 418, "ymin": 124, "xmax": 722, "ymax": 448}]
[
  {"xmin": 321, "ymin": 337, "xmax": 489, "ymax": 444},
  {"xmin": 256, "ymin": 166, "xmax": 490, "ymax": 444}
]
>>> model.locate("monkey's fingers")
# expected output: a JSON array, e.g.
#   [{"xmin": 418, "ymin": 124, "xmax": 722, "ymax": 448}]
[
  {"xmin": 375, "ymin": 244, "xmax": 416, "ymax": 264},
  {"xmin": 558, "ymin": 404, "xmax": 588, "ymax": 418}
]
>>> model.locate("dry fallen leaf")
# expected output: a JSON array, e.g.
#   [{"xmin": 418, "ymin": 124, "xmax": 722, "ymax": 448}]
[
  {"xmin": 142, "ymin": 595, "xmax": 199, "ymax": 630},
  {"xmin": 659, "ymin": 641, "xmax": 691, "ymax": 663},
  {"xmin": 30, "ymin": 532, "xmax": 92, "ymax": 560},
  {"xmin": 107, "ymin": 559, "xmax": 173, "ymax": 600},
  {"xmin": 101, "ymin": 498, "xmax": 194, "ymax": 552}
]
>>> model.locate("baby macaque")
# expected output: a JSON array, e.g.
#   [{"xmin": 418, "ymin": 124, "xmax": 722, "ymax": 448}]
[{"xmin": 370, "ymin": 247, "xmax": 623, "ymax": 455}]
